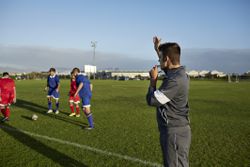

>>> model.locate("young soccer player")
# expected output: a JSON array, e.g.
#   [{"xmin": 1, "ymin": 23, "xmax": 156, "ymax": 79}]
[
  {"xmin": 0, "ymin": 72, "xmax": 16, "ymax": 122},
  {"xmin": 68, "ymin": 72, "xmax": 81, "ymax": 117},
  {"xmin": 45, "ymin": 68, "xmax": 60, "ymax": 114},
  {"xmin": 72, "ymin": 68, "xmax": 94, "ymax": 130}
]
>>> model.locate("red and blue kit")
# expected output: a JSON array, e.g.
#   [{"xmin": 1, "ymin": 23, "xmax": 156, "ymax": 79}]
[{"xmin": 69, "ymin": 79, "xmax": 80, "ymax": 104}]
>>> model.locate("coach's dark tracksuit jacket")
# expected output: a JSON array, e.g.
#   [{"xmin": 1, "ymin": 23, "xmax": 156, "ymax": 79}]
[
  {"xmin": 146, "ymin": 66, "xmax": 190, "ymax": 127},
  {"xmin": 146, "ymin": 66, "xmax": 191, "ymax": 167}
]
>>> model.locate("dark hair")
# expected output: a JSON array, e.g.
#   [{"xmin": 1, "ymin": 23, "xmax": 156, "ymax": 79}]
[
  {"xmin": 158, "ymin": 42, "xmax": 181, "ymax": 65},
  {"xmin": 3, "ymin": 72, "xmax": 9, "ymax": 77},
  {"xmin": 49, "ymin": 68, "xmax": 56, "ymax": 72},
  {"xmin": 72, "ymin": 67, "xmax": 80, "ymax": 73}
]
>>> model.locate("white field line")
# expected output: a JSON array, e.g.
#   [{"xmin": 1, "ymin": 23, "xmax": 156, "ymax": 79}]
[{"xmin": 0, "ymin": 126, "xmax": 163, "ymax": 167}]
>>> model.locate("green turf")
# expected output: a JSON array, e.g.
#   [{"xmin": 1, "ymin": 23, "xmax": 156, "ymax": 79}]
[{"xmin": 0, "ymin": 80, "xmax": 249, "ymax": 167}]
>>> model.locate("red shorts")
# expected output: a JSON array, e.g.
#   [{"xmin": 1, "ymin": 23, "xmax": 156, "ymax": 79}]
[
  {"xmin": 0, "ymin": 93, "xmax": 14, "ymax": 107},
  {"xmin": 69, "ymin": 95, "xmax": 80, "ymax": 104}
]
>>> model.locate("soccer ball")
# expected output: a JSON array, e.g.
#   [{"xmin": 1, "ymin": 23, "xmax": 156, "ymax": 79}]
[{"xmin": 31, "ymin": 114, "xmax": 38, "ymax": 121}]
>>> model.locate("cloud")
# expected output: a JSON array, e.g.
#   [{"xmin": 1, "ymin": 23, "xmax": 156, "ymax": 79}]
[
  {"xmin": 0, "ymin": 45, "xmax": 249, "ymax": 73},
  {"xmin": 0, "ymin": 45, "xmax": 155, "ymax": 72},
  {"xmin": 182, "ymin": 48, "xmax": 250, "ymax": 73}
]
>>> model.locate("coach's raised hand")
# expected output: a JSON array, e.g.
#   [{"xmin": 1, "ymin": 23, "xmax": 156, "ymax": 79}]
[{"xmin": 153, "ymin": 36, "xmax": 161, "ymax": 58}]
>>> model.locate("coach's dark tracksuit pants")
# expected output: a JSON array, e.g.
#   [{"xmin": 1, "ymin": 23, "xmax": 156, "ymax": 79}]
[{"xmin": 157, "ymin": 111, "xmax": 191, "ymax": 167}]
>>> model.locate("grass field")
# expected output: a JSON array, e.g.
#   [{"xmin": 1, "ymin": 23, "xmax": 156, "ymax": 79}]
[{"xmin": 0, "ymin": 80, "xmax": 249, "ymax": 167}]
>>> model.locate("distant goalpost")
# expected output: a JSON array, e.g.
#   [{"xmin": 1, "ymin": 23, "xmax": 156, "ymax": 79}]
[
  {"xmin": 235, "ymin": 74, "xmax": 239, "ymax": 83},
  {"xmin": 228, "ymin": 74, "xmax": 239, "ymax": 83},
  {"xmin": 228, "ymin": 74, "xmax": 231, "ymax": 83}
]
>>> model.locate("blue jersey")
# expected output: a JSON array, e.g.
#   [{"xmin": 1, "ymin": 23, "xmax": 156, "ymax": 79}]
[
  {"xmin": 76, "ymin": 74, "xmax": 92, "ymax": 97},
  {"xmin": 47, "ymin": 75, "xmax": 60, "ymax": 90}
]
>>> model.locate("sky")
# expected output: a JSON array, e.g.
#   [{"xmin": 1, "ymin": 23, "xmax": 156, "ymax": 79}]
[{"xmin": 0, "ymin": 0, "xmax": 250, "ymax": 72}]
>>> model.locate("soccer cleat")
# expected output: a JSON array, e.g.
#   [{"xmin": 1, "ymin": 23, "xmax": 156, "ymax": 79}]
[
  {"xmin": 1, "ymin": 117, "xmax": 9, "ymax": 123},
  {"xmin": 55, "ymin": 110, "xmax": 59, "ymax": 114},
  {"xmin": 75, "ymin": 114, "xmax": 80, "ymax": 118},
  {"xmin": 47, "ymin": 109, "xmax": 53, "ymax": 114},
  {"xmin": 69, "ymin": 113, "xmax": 76, "ymax": 117},
  {"xmin": 84, "ymin": 126, "xmax": 94, "ymax": 130}
]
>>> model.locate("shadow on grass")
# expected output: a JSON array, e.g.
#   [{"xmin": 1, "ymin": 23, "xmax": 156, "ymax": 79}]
[
  {"xmin": 16, "ymin": 99, "xmax": 87, "ymax": 127},
  {"xmin": 0, "ymin": 124, "xmax": 87, "ymax": 167},
  {"xmin": 21, "ymin": 115, "xmax": 32, "ymax": 121}
]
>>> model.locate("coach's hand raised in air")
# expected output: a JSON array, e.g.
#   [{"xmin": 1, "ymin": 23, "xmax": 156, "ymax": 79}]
[{"xmin": 153, "ymin": 36, "xmax": 161, "ymax": 57}]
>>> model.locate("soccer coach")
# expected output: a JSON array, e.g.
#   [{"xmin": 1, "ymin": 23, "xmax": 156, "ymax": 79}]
[{"xmin": 146, "ymin": 37, "xmax": 191, "ymax": 167}]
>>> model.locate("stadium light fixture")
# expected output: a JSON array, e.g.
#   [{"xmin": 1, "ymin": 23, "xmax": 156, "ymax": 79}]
[{"xmin": 91, "ymin": 41, "xmax": 97, "ymax": 79}]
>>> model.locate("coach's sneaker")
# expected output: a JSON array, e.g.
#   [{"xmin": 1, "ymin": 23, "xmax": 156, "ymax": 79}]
[
  {"xmin": 47, "ymin": 109, "xmax": 53, "ymax": 114},
  {"xmin": 1, "ymin": 117, "xmax": 9, "ymax": 123},
  {"xmin": 55, "ymin": 110, "xmax": 59, "ymax": 114},
  {"xmin": 69, "ymin": 113, "xmax": 76, "ymax": 117},
  {"xmin": 75, "ymin": 114, "xmax": 80, "ymax": 118}
]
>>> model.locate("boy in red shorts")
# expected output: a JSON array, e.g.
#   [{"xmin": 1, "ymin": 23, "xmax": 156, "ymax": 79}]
[
  {"xmin": 68, "ymin": 72, "xmax": 81, "ymax": 117},
  {"xmin": 0, "ymin": 72, "xmax": 16, "ymax": 122}
]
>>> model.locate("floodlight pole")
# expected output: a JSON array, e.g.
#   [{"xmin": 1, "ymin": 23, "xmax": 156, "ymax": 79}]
[{"xmin": 91, "ymin": 41, "xmax": 97, "ymax": 79}]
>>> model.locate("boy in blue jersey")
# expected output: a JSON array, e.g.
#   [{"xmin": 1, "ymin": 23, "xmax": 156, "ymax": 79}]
[
  {"xmin": 72, "ymin": 67, "xmax": 94, "ymax": 130},
  {"xmin": 45, "ymin": 68, "xmax": 60, "ymax": 114}
]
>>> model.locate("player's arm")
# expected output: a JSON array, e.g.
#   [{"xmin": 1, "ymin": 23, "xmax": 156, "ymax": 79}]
[
  {"xmin": 45, "ymin": 77, "xmax": 49, "ymax": 91},
  {"xmin": 153, "ymin": 36, "xmax": 161, "ymax": 58},
  {"xmin": 13, "ymin": 86, "xmax": 16, "ymax": 103},
  {"xmin": 74, "ymin": 82, "xmax": 83, "ymax": 97},
  {"xmin": 90, "ymin": 84, "xmax": 93, "ymax": 92},
  {"xmin": 56, "ymin": 76, "xmax": 60, "ymax": 92},
  {"xmin": 56, "ymin": 83, "xmax": 60, "ymax": 92},
  {"xmin": 0, "ymin": 88, "xmax": 1, "ymax": 101}
]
